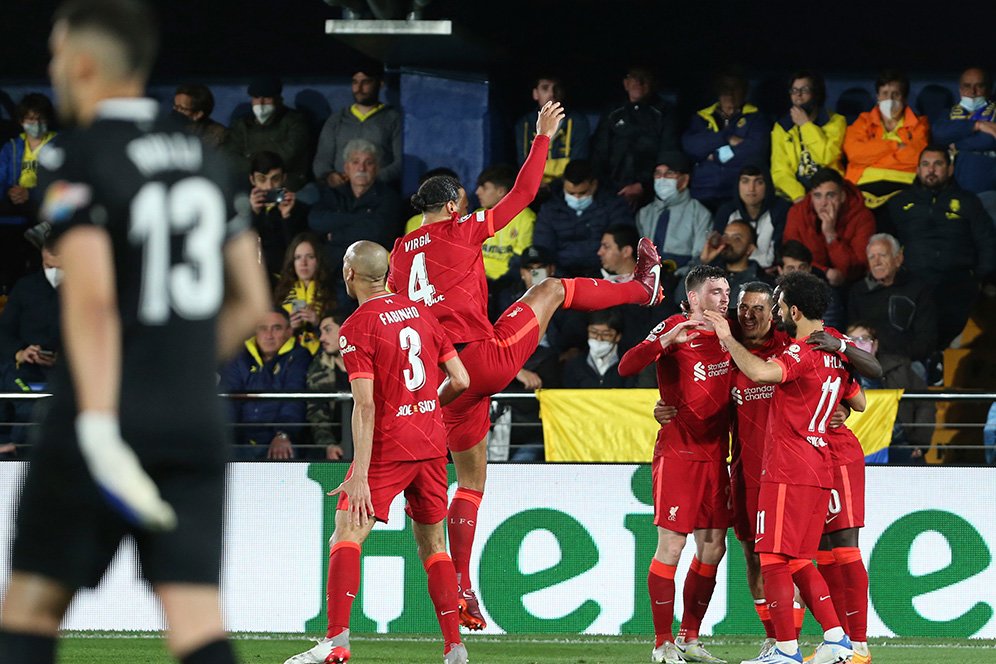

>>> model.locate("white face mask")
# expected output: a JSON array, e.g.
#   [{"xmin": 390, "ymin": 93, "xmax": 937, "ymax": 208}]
[
  {"xmin": 23, "ymin": 122, "xmax": 47, "ymax": 139},
  {"xmin": 528, "ymin": 267, "xmax": 549, "ymax": 283},
  {"xmin": 960, "ymin": 95, "xmax": 987, "ymax": 112},
  {"xmin": 654, "ymin": 177, "xmax": 679, "ymax": 203},
  {"xmin": 588, "ymin": 338, "xmax": 616, "ymax": 358},
  {"xmin": 44, "ymin": 266, "xmax": 62, "ymax": 289},
  {"xmin": 252, "ymin": 103, "xmax": 276, "ymax": 124},
  {"xmin": 878, "ymin": 99, "xmax": 899, "ymax": 118}
]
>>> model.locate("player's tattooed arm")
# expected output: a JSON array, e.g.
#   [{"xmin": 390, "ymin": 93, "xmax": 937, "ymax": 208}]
[
  {"xmin": 704, "ymin": 310, "xmax": 784, "ymax": 384},
  {"xmin": 806, "ymin": 330, "xmax": 883, "ymax": 379}
]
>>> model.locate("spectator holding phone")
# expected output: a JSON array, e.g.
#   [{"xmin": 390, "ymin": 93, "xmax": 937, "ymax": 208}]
[
  {"xmin": 249, "ymin": 151, "xmax": 308, "ymax": 287},
  {"xmin": 0, "ymin": 235, "xmax": 62, "ymax": 455},
  {"xmin": 273, "ymin": 233, "xmax": 336, "ymax": 355}
]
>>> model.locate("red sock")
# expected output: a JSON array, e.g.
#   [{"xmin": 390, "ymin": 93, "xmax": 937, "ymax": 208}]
[
  {"xmin": 448, "ymin": 488, "xmax": 482, "ymax": 590},
  {"xmin": 754, "ymin": 600, "xmax": 776, "ymax": 639},
  {"xmin": 561, "ymin": 277, "xmax": 647, "ymax": 311},
  {"xmin": 678, "ymin": 557, "xmax": 718, "ymax": 641},
  {"xmin": 834, "ymin": 547, "xmax": 869, "ymax": 641},
  {"xmin": 759, "ymin": 554, "xmax": 795, "ymax": 641},
  {"xmin": 424, "ymin": 552, "xmax": 462, "ymax": 648},
  {"xmin": 794, "ymin": 604, "xmax": 805, "ymax": 638},
  {"xmin": 326, "ymin": 541, "xmax": 361, "ymax": 638},
  {"xmin": 816, "ymin": 550, "xmax": 849, "ymax": 634},
  {"xmin": 790, "ymin": 559, "xmax": 840, "ymax": 632},
  {"xmin": 648, "ymin": 559, "xmax": 677, "ymax": 647}
]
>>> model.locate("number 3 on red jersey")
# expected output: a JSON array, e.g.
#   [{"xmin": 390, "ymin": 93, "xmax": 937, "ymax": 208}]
[
  {"xmin": 399, "ymin": 326, "xmax": 426, "ymax": 391},
  {"xmin": 408, "ymin": 252, "xmax": 438, "ymax": 306}
]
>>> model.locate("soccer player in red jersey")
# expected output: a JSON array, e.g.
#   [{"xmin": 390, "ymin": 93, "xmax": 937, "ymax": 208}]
[
  {"xmin": 618, "ymin": 265, "xmax": 733, "ymax": 664},
  {"xmin": 704, "ymin": 271, "xmax": 865, "ymax": 664},
  {"xmin": 388, "ymin": 101, "xmax": 664, "ymax": 629},
  {"xmin": 284, "ymin": 242, "xmax": 471, "ymax": 664},
  {"xmin": 804, "ymin": 328, "xmax": 880, "ymax": 664}
]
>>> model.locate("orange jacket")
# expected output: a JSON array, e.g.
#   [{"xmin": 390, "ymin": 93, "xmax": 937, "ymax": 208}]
[
  {"xmin": 783, "ymin": 180, "xmax": 875, "ymax": 281},
  {"xmin": 843, "ymin": 106, "xmax": 930, "ymax": 184}
]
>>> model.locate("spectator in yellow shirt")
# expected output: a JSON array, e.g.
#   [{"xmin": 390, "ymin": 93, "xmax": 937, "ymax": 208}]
[
  {"xmin": 771, "ymin": 71, "xmax": 846, "ymax": 202},
  {"xmin": 477, "ymin": 164, "xmax": 536, "ymax": 281}
]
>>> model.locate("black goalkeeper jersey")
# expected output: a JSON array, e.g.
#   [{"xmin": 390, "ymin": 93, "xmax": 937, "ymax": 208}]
[{"xmin": 36, "ymin": 98, "xmax": 248, "ymax": 458}]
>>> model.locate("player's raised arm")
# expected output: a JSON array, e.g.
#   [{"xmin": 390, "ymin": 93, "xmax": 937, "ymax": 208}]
[
  {"xmin": 329, "ymin": 376, "xmax": 375, "ymax": 526},
  {"xmin": 618, "ymin": 318, "xmax": 703, "ymax": 376},
  {"xmin": 59, "ymin": 225, "xmax": 176, "ymax": 531},
  {"xmin": 704, "ymin": 310, "xmax": 784, "ymax": 384},
  {"xmin": 806, "ymin": 330, "xmax": 883, "ymax": 379},
  {"xmin": 489, "ymin": 101, "xmax": 565, "ymax": 231},
  {"xmin": 217, "ymin": 229, "xmax": 271, "ymax": 360}
]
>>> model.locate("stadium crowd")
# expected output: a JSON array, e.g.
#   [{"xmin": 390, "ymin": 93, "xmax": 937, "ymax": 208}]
[{"xmin": 1, "ymin": 64, "xmax": 995, "ymax": 461}]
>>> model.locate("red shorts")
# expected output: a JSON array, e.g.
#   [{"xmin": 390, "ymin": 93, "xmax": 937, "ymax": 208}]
[
  {"xmin": 755, "ymin": 482, "xmax": 829, "ymax": 559},
  {"xmin": 824, "ymin": 458, "xmax": 866, "ymax": 533},
  {"xmin": 443, "ymin": 302, "xmax": 540, "ymax": 452},
  {"xmin": 337, "ymin": 457, "xmax": 448, "ymax": 524},
  {"xmin": 730, "ymin": 470, "xmax": 761, "ymax": 542},
  {"xmin": 652, "ymin": 456, "xmax": 731, "ymax": 534}
]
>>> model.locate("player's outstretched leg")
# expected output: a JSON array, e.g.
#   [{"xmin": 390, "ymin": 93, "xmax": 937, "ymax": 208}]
[{"xmin": 560, "ymin": 237, "xmax": 664, "ymax": 311}]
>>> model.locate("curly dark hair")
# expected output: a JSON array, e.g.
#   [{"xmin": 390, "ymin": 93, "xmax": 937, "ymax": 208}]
[
  {"xmin": 273, "ymin": 232, "xmax": 335, "ymax": 312},
  {"xmin": 776, "ymin": 270, "xmax": 830, "ymax": 321},
  {"xmin": 411, "ymin": 175, "xmax": 463, "ymax": 213}
]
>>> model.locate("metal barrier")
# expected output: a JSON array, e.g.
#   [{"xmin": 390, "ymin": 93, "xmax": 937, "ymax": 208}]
[{"xmin": 1, "ymin": 391, "xmax": 994, "ymax": 462}]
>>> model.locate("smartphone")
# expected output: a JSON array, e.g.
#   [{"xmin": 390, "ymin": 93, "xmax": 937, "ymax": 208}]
[
  {"xmin": 291, "ymin": 299, "xmax": 307, "ymax": 313},
  {"xmin": 38, "ymin": 349, "xmax": 56, "ymax": 358},
  {"xmin": 263, "ymin": 188, "xmax": 286, "ymax": 204}
]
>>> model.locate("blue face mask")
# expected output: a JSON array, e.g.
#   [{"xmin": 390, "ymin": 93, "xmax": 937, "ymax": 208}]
[
  {"xmin": 654, "ymin": 177, "xmax": 679, "ymax": 203},
  {"xmin": 960, "ymin": 95, "xmax": 987, "ymax": 112},
  {"xmin": 565, "ymin": 192, "xmax": 594, "ymax": 213}
]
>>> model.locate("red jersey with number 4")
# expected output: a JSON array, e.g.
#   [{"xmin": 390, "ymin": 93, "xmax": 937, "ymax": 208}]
[
  {"xmin": 388, "ymin": 135, "xmax": 551, "ymax": 345},
  {"xmin": 619, "ymin": 314, "xmax": 733, "ymax": 461},
  {"xmin": 821, "ymin": 327, "xmax": 866, "ymax": 464},
  {"xmin": 731, "ymin": 329, "xmax": 792, "ymax": 487},
  {"xmin": 339, "ymin": 293, "xmax": 457, "ymax": 462},
  {"xmin": 764, "ymin": 340, "xmax": 862, "ymax": 488}
]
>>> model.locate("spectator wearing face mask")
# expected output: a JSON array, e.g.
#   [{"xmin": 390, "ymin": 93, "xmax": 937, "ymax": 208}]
[
  {"xmin": 563, "ymin": 310, "xmax": 635, "ymax": 388},
  {"xmin": 843, "ymin": 70, "xmax": 929, "ymax": 220},
  {"xmin": 931, "ymin": 67, "xmax": 996, "ymax": 201},
  {"xmin": 0, "ymin": 93, "xmax": 58, "ymax": 287},
  {"xmin": 225, "ymin": 75, "xmax": 311, "ymax": 191},
  {"xmin": 635, "ymin": 151, "xmax": 712, "ymax": 274},
  {"xmin": 532, "ymin": 159, "xmax": 634, "ymax": 277},
  {"xmin": 846, "ymin": 322, "xmax": 934, "ymax": 464},
  {"xmin": 770, "ymin": 70, "xmax": 847, "ymax": 202}
]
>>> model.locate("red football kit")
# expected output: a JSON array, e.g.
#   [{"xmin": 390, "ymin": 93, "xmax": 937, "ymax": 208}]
[
  {"xmin": 338, "ymin": 293, "xmax": 457, "ymax": 523},
  {"xmin": 388, "ymin": 136, "xmax": 550, "ymax": 451},
  {"xmin": 619, "ymin": 314, "xmax": 733, "ymax": 534},
  {"xmin": 729, "ymin": 328, "xmax": 791, "ymax": 541},
  {"xmin": 755, "ymin": 338, "xmax": 862, "ymax": 558}
]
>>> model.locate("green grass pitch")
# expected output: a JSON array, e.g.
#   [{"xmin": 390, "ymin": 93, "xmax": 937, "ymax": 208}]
[{"xmin": 58, "ymin": 633, "xmax": 996, "ymax": 663}]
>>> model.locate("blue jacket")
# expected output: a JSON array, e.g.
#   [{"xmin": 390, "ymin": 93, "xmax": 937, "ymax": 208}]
[
  {"xmin": 682, "ymin": 103, "xmax": 770, "ymax": 203},
  {"xmin": 931, "ymin": 101, "xmax": 996, "ymax": 193},
  {"xmin": 218, "ymin": 337, "xmax": 311, "ymax": 447},
  {"xmin": 532, "ymin": 188, "xmax": 634, "ymax": 275}
]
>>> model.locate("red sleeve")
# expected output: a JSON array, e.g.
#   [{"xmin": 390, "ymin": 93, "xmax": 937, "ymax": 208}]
[
  {"xmin": 340, "ymin": 320, "xmax": 376, "ymax": 382},
  {"xmin": 489, "ymin": 135, "xmax": 550, "ymax": 233},
  {"xmin": 431, "ymin": 313, "xmax": 457, "ymax": 365},
  {"xmin": 618, "ymin": 339, "xmax": 664, "ymax": 376},
  {"xmin": 773, "ymin": 345, "xmax": 808, "ymax": 384},
  {"xmin": 843, "ymin": 373, "xmax": 861, "ymax": 399}
]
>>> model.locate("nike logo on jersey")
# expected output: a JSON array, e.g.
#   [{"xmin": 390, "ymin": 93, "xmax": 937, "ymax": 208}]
[
  {"xmin": 346, "ymin": 592, "xmax": 356, "ymax": 598},
  {"xmin": 754, "ymin": 536, "xmax": 764, "ymax": 544},
  {"xmin": 825, "ymin": 514, "xmax": 839, "ymax": 524},
  {"xmin": 441, "ymin": 609, "xmax": 456, "ymax": 616},
  {"xmin": 846, "ymin": 611, "xmax": 859, "ymax": 616},
  {"xmin": 819, "ymin": 595, "xmax": 831, "ymax": 601},
  {"xmin": 690, "ymin": 342, "xmax": 703, "ymax": 348}
]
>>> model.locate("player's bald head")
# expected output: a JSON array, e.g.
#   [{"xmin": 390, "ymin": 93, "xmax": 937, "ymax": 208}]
[
  {"xmin": 343, "ymin": 241, "xmax": 389, "ymax": 283},
  {"xmin": 52, "ymin": 0, "xmax": 159, "ymax": 83}
]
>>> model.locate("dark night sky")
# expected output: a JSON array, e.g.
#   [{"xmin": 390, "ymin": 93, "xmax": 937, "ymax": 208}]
[{"xmin": 2, "ymin": 0, "xmax": 992, "ymax": 112}]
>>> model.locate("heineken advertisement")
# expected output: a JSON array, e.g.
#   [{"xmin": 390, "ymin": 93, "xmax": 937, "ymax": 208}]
[{"xmin": 0, "ymin": 463, "xmax": 993, "ymax": 638}]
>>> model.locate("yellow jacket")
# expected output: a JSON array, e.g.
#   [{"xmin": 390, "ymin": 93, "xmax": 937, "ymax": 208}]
[
  {"xmin": 481, "ymin": 207, "xmax": 535, "ymax": 280},
  {"xmin": 770, "ymin": 109, "xmax": 846, "ymax": 202}
]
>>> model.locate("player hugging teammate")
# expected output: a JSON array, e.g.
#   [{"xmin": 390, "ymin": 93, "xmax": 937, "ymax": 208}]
[{"xmin": 632, "ymin": 268, "xmax": 878, "ymax": 664}]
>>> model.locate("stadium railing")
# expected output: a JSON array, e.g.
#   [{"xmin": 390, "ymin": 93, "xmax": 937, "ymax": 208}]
[{"xmin": 0, "ymin": 391, "xmax": 994, "ymax": 464}]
